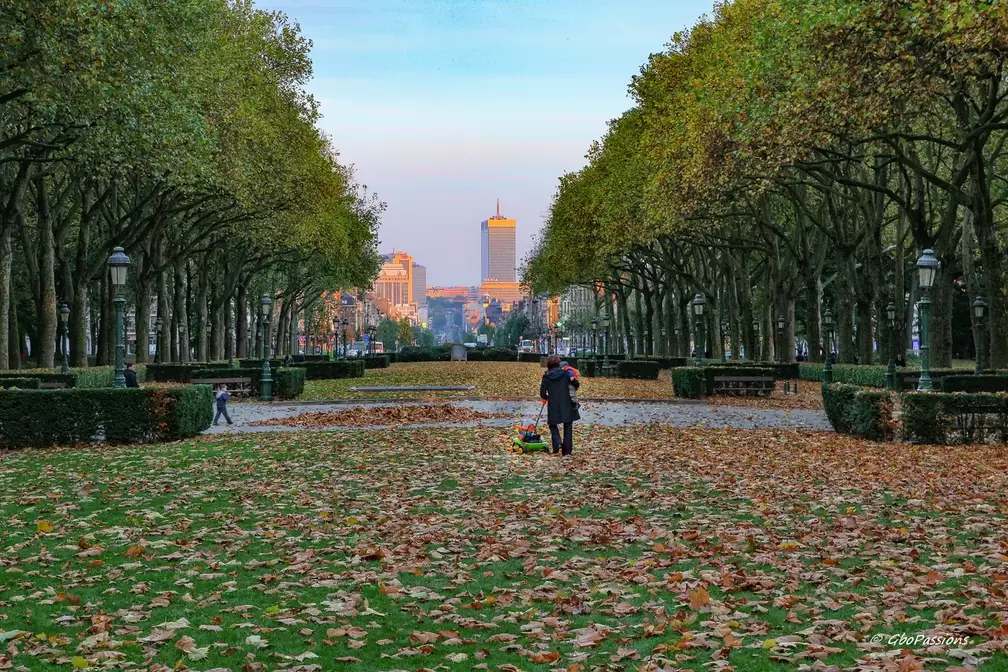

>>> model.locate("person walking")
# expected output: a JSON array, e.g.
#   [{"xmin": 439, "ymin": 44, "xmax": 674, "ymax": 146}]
[
  {"xmin": 214, "ymin": 384, "xmax": 233, "ymax": 426},
  {"xmin": 539, "ymin": 354, "xmax": 580, "ymax": 456}
]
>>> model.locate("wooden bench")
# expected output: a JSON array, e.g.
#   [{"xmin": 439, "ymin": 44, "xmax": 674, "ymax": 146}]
[
  {"xmin": 39, "ymin": 381, "xmax": 67, "ymax": 390},
  {"xmin": 713, "ymin": 376, "xmax": 774, "ymax": 396},
  {"xmin": 195, "ymin": 377, "xmax": 253, "ymax": 397}
]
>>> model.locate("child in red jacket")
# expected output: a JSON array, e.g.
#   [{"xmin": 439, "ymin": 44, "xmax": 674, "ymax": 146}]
[{"xmin": 559, "ymin": 360, "xmax": 580, "ymax": 409}]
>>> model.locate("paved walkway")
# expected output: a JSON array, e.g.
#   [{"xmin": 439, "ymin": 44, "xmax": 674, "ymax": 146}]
[{"xmin": 205, "ymin": 399, "xmax": 830, "ymax": 434}]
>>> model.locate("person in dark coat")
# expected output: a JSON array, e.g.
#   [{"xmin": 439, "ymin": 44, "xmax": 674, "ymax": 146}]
[
  {"xmin": 124, "ymin": 363, "xmax": 139, "ymax": 388},
  {"xmin": 539, "ymin": 354, "xmax": 580, "ymax": 456}
]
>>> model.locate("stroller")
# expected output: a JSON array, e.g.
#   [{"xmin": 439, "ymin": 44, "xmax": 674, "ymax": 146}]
[{"xmin": 509, "ymin": 400, "xmax": 550, "ymax": 454}]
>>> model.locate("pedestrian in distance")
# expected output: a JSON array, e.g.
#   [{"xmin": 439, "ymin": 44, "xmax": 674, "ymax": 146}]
[
  {"xmin": 124, "ymin": 362, "xmax": 139, "ymax": 388},
  {"xmin": 539, "ymin": 354, "xmax": 580, "ymax": 456},
  {"xmin": 214, "ymin": 384, "xmax": 233, "ymax": 426}
]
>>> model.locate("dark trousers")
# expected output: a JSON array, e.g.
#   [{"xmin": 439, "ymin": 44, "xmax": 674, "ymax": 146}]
[
  {"xmin": 214, "ymin": 406, "xmax": 232, "ymax": 425},
  {"xmin": 549, "ymin": 422, "xmax": 573, "ymax": 455}
]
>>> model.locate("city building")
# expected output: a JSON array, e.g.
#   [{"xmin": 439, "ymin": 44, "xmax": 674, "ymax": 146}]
[
  {"xmin": 478, "ymin": 279, "xmax": 523, "ymax": 306},
  {"xmin": 481, "ymin": 200, "xmax": 516, "ymax": 282},
  {"xmin": 412, "ymin": 263, "xmax": 426, "ymax": 308}
]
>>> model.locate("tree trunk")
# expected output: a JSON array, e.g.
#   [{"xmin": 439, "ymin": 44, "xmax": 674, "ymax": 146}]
[
  {"xmin": 929, "ymin": 261, "xmax": 954, "ymax": 368},
  {"xmin": 35, "ymin": 179, "xmax": 57, "ymax": 369},
  {"xmin": 97, "ymin": 275, "xmax": 111, "ymax": 365},
  {"xmin": 0, "ymin": 226, "xmax": 11, "ymax": 369},
  {"xmin": 174, "ymin": 258, "xmax": 189, "ymax": 363},
  {"xmin": 236, "ymin": 284, "xmax": 248, "ymax": 359}
]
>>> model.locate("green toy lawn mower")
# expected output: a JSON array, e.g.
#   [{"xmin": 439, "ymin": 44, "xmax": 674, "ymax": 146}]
[{"xmin": 509, "ymin": 401, "xmax": 550, "ymax": 454}]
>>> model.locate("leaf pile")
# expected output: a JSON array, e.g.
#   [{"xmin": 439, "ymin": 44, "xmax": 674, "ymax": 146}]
[
  {"xmin": 0, "ymin": 425, "xmax": 1004, "ymax": 670},
  {"xmin": 705, "ymin": 379, "xmax": 824, "ymax": 410},
  {"xmin": 249, "ymin": 404, "xmax": 512, "ymax": 428}
]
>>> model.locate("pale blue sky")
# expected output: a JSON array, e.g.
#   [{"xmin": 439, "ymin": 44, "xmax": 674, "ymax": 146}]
[{"xmin": 257, "ymin": 0, "xmax": 715, "ymax": 286}]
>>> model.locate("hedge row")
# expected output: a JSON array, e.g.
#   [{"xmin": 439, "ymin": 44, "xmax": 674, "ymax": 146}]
[
  {"xmin": 396, "ymin": 346, "xmax": 452, "ymax": 362},
  {"xmin": 0, "ymin": 378, "xmax": 41, "ymax": 390},
  {"xmin": 190, "ymin": 367, "xmax": 306, "ymax": 400},
  {"xmin": 670, "ymin": 366, "xmax": 776, "ymax": 398},
  {"xmin": 709, "ymin": 361, "xmax": 799, "ymax": 380},
  {"xmin": 0, "ymin": 365, "xmax": 147, "ymax": 389},
  {"xmin": 902, "ymin": 392, "xmax": 1008, "ymax": 444},
  {"xmin": 467, "ymin": 347, "xmax": 518, "ymax": 362},
  {"xmin": 941, "ymin": 375, "xmax": 1008, "ymax": 393},
  {"xmin": 633, "ymin": 356, "xmax": 688, "ymax": 370},
  {"xmin": 363, "ymin": 354, "xmax": 390, "ymax": 369},
  {"xmin": 799, "ymin": 363, "xmax": 985, "ymax": 390},
  {"xmin": 615, "ymin": 360, "xmax": 661, "ymax": 380},
  {"xmin": 0, "ymin": 386, "xmax": 212, "ymax": 447},
  {"xmin": 822, "ymin": 383, "xmax": 895, "ymax": 441}
]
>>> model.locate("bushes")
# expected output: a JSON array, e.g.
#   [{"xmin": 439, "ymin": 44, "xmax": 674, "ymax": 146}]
[
  {"xmin": 518, "ymin": 352, "xmax": 543, "ymax": 363},
  {"xmin": 363, "ymin": 354, "xmax": 390, "ymax": 369},
  {"xmin": 0, "ymin": 378, "xmax": 41, "ymax": 390},
  {"xmin": 671, "ymin": 368, "xmax": 706, "ymax": 398},
  {"xmin": 800, "ymin": 363, "xmax": 890, "ymax": 388},
  {"xmin": 147, "ymin": 363, "xmax": 233, "ymax": 383},
  {"xmin": 397, "ymin": 346, "xmax": 451, "ymax": 362},
  {"xmin": 274, "ymin": 367, "xmax": 306, "ymax": 399},
  {"xmin": 615, "ymin": 360, "xmax": 661, "ymax": 380},
  {"xmin": 301, "ymin": 360, "xmax": 364, "ymax": 380},
  {"xmin": 822, "ymin": 383, "xmax": 894, "ymax": 441},
  {"xmin": 466, "ymin": 347, "xmax": 518, "ymax": 362},
  {"xmin": 902, "ymin": 392, "xmax": 1008, "ymax": 444},
  {"xmin": 711, "ymin": 361, "xmax": 798, "ymax": 380},
  {"xmin": 635, "ymin": 356, "xmax": 687, "ymax": 370},
  {"xmin": 0, "ymin": 371, "xmax": 76, "ymax": 387},
  {"xmin": 941, "ymin": 375, "xmax": 1008, "ymax": 393},
  {"xmin": 0, "ymin": 386, "xmax": 212, "ymax": 447}
]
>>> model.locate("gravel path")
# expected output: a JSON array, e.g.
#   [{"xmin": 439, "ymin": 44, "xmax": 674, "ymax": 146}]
[{"xmin": 204, "ymin": 399, "xmax": 830, "ymax": 434}]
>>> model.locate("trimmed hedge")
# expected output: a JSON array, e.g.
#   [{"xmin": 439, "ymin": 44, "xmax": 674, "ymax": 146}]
[
  {"xmin": 671, "ymin": 368, "xmax": 706, "ymax": 398},
  {"xmin": 395, "ymin": 346, "xmax": 451, "ymax": 362},
  {"xmin": 301, "ymin": 360, "xmax": 365, "ymax": 380},
  {"xmin": 147, "ymin": 362, "xmax": 233, "ymax": 383},
  {"xmin": 0, "ymin": 366, "xmax": 147, "ymax": 389},
  {"xmin": 941, "ymin": 375, "xmax": 1008, "ymax": 393},
  {"xmin": 363, "ymin": 354, "xmax": 390, "ymax": 369},
  {"xmin": 0, "ymin": 386, "xmax": 212, "ymax": 447},
  {"xmin": 239, "ymin": 358, "xmax": 284, "ymax": 369},
  {"xmin": 634, "ymin": 356, "xmax": 688, "ymax": 370},
  {"xmin": 467, "ymin": 347, "xmax": 518, "ymax": 362},
  {"xmin": 615, "ymin": 360, "xmax": 661, "ymax": 380},
  {"xmin": 518, "ymin": 352, "xmax": 543, "ymax": 363},
  {"xmin": 822, "ymin": 383, "xmax": 894, "ymax": 441},
  {"xmin": 274, "ymin": 367, "xmax": 306, "ymax": 399},
  {"xmin": 0, "ymin": 378, "xmax": 41, "ymax": 390},
  {"xmin": 902, "ymin": 392, "xmax": 1008, "ymax": 444},
  {"xmin": 710, "ymin": 361, "xmax": 798, "ymax": 380}
]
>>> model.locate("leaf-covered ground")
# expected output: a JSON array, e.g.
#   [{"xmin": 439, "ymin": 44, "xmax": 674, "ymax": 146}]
[
  {"xmin": 249, "ymin": 404, "xmax": 513, "ymax": 428},
  {"xmin": 2, "ymin": 425, "xmax": 1004, "ymax": 671},
  {"xmin": 301, "ymin": 362, "xmax": 822, "ymax": 409}
]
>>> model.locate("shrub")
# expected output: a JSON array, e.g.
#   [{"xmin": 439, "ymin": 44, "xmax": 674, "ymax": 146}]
[
  {"xmin": 822, "ymin": 383, "xmax": 894, "ymax": 441},
  {"xmin": 363, "ymin": 354, "xmax": 390, "ymax": 369},
  {"xmin": 0, "ymin": 378, "xmax": 41, "ymax": 390},
  {"xmin": 902, "ymin": 392, "xmax": 1008, "ymax": 444},
  {"xmin": 671, "ymin": 368, "xmax": 706, "ymax": 398},
  {"xmin": 293, "ymin": 354, "xmax": 328, "ymax": 362},
  {"xmin": 635, "ymin": 356, "xmax": 687, "ymax": 370},
  {"xmin": 397, "ymin": 346, "xmax": 451, "ymax": 362},
  {"xmin": 615, "ymin": 360, "xmax": 661, "ymax": 380},
  {"xmin": 0, "ymin": 371, "xmax": 76, "ymax": 387},
  {"xmin": 274, "ymin": 367, "xmax": 306, "ymax": 399},
  {"xmin": 715, "ymin": 361, "xmax": 798, "ymax": 380},
  {"xmin": 147, "ymin": 362, "xmax": 233, "ymax": 383},
  {"xmin": 941, "ymin": 375, "xmax": 1008, "ymax": 393},
  {"xmin": 0, "ymin": 386, "xmax": 212, "ymax": 447},
  {"xmin": 799, "ymin": 363, "xmax": 888, "ymax": 388},
  {"xmin": 466, "ymin": 347, "xmax": 518, "ymax": 362},
  {"xmin": 301, "ymin": 360, "xmax": 365, "ymax": 380},
  {"xmin": 239, "ymin": 358, "xmax": 285, "ymax": 369},
  {"xmin": 518, "ymin": 352, "xmax": 543, "ymax": 363}
]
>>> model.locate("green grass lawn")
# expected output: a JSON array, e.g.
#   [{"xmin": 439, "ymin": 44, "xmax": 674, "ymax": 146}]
[{"xmin": 1, "ymin": 426, "xmax": 1004, "ymax": 670}]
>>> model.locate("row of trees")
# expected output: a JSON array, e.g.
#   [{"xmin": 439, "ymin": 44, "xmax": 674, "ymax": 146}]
[
  {"xmin": 525, "ymin": 0, "xmax": 1007, "ymax": 366},
  {"xmin": 1, "ymin": 0, "xmax": 381, "ymax": 369}
]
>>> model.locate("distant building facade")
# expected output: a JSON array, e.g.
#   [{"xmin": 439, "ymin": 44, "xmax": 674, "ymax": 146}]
[
  {"xmin": 412, "ymin": 263, "xmax": 427, "ymax": 307},
  {"xmin": 481, "ymin": 200, "xmax": 516, "ymax": 282}
]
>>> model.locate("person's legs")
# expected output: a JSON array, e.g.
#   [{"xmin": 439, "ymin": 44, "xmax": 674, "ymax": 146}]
[
  {"xmin": 213, "ymin": 408, "xmax": 222, "ymax": 425},
  {"xmin": 561, "ymin": 422, "xmax": 573, "ymax": 455},
  {"xmin": 223, "ymin": 406, "xmax": 233, "ymax": 424},
  {"xmin": 549, "ymin": 424, "xmax": 562, "ymax": 454}
]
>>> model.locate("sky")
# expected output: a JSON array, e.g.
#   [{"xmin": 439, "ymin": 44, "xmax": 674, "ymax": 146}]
[{"xmin": 257, "ymin": 0, "xmax": 716, "ymax": 286}]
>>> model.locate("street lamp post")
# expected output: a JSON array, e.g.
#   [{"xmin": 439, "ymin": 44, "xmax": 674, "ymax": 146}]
[
  {"xmin": 692, "ymin": 294, "xmax": 705, "ymax": 367},
  {"xmin": 591, "ymin": 317, "xmax": 598, "ymax": 358},
  {"xmin": 154, "ymin": 316, "xmax": 163, "ymax": 364},
  {"xmin": 602, "ymin": 313, "xmax": 611, "ymax": 377},
  {"xmin": 342, "ymin": 318, "xmax": 349, "ymax": 359},
  {"xmin": 59, "ymin": 303, "xmax": 70, "ymax": 374},
  {"xmin": 916, "ymin": 249, "xmax": 940, "ymax": 391},
  {"xmin": 974, "ymin": 297, "xmax": 987, "ymax": 376},
  {"xmin": 206, "ymin": 319, "xmax": 213, "ymax": 362},
  {"xmin": 260, "ymin": 295, "xmax": 273, "ymax": 401},
  {"xmin": 776, "ymin": 314, "xmax": 785, "ymax": 363},
  {"xmin": 107, "ymin": 247, "xmax": 131, "ymax": 388},
  {"xmin": 752, "ymin": 318, "xmax": 760, "ymax": 361},
  {"xmin": 885, "ymin": 302, "xmax": 897, "ymax": 390},
  {"xmin": 661, "ymin": 327, "xmax": 666, "ymax": 357},
  {"xmin": 823, "ymin": 309, "xmax": 834, "ymax": 386}
]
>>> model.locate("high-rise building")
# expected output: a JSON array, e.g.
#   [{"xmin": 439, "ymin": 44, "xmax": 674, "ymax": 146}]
[
  {"xmin": 481, "ymin": 200, "xmax": 516, "ymax": 282},
  {"xmin": 375, "ymin": 251, "xmax": 413, "ymax": 307},
  {"xmin": 412, "ymin": 263, "xmax": 427, "ymax": 307}
]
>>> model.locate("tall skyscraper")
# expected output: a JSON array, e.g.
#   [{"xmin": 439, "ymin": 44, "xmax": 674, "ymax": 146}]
[
  {"xmin": 412, "ymin": 263, "xmax": 427, "ymax": 306},
  {"xmin": 481, "ymin": 200, "xmax": 516, "ymax": 282}
]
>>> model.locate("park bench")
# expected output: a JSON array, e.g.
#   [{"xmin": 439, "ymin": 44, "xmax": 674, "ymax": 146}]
[
  {"xmin": 196, "ymin": 377, "xmax": 253, "ymax": 397},
  {"xmin": 39, "ymin": 381, "xmax": 66, "ymax": 390},
  {"xmin": 713, "ymin": 375, "xmax": 774, "ymax": 396}
]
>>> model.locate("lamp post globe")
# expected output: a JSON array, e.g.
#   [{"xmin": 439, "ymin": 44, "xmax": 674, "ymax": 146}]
[
  {"xmin": 260, "ymin": 295, "xmax": 273, "ymax": 401},
  {"xmin": 974, "ymin": 297, "xmax": 987, "ymax": 376},
  {"xmin": 915, "ymin": 249, "xmax": 940, "ymax": 391},
  {"xmin": 691, "ymin": 294, "xmax": 705, "ymax": 367},
  {"xmin": 107, "ymin": 247, "xmax": 131, "ymax": 388},
  {"xmin": 59, "ymin": 303, "xmax": 70, "ymax": 374}
]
